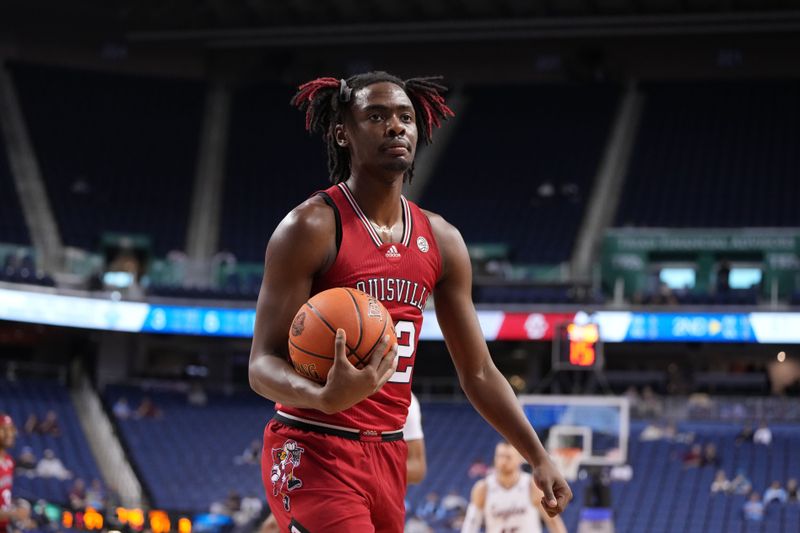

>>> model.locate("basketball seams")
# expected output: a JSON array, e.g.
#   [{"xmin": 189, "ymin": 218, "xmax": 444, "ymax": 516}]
[
  {"xmin": 362, "ymin": 312, "xmax": 389, "ymax": 366},
  {"xmin": 291, "ymin": 287, "xmax": 393, "ymax": 379},
  {"xmin": 305, "ymin": 294, "xmax": 366, "ymax": 368},
  {"xmin": 343, "ymin": 288, "xmax": 364, "ymax": 352},
  {"xmin": 305, "ymin": 300, "xmax": 358, "ymax": 352},
  {"xmin": 288, "ymin": 339, "xmax": 335, "ymax": 361},
  {"xmin": 343, "ymin": 288, "xmax": 371, "ymax": 368}
]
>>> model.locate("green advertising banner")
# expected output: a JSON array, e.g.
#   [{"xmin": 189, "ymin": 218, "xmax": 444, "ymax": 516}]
[{"xmin": 602, "ymin": 228, "xmax": 800, "ymax": 299}]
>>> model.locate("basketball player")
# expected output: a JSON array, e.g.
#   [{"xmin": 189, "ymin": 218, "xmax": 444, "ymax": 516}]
[
  {"xmin": 249, "ymin": 72, "xmax": 571, "ymax": 532},
  {"xmin": 462, "ymin": 442, "xmax": 568, "ymax": 533},
  {"xmin": 0, "ymin": 415, "xmax": 28, "ymax": 533}
]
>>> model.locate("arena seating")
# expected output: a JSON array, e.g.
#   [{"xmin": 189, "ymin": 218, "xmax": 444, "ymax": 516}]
[
  {"xmin": 10, "ymin": 63, "xmax": 204, "ymax": 255},
  {"xmin": 0, "ymin": 378, "xmax": 102, "ymax": 505},
  {"xmin": 0, "ymin": 128, "xmax": 30, "ymax": 245},
  {"xmin": 219, "ymin": 83, "xmax": 328, "ymax": 262},
  {"xmin": 616, "ymin": 80, "xmax": 800, "ymax": 228},
  {"xmin": 474, "ymin": 284, "xmax": 605, "ymax": 305},
  {"xmin": 421, "ymin": 84, "xmax": 619, "ymax": 265},
  {"xmin": 408, "ymin": 406, "xmax": 800, "ymax": 533},
  {"xmin": 101, "ymin": 386, "xmax": 800, "ymax": 533},
  {"xmin": 615, "ymin": 421, "xmax": 800, "ymax": 533},
  {"xmin": 105, "ymin": 385, "xmax": 271, "ymax": 513},
  {"xmin": 0, "ymin": 250, "xmax": 55, "ymax": 287}
]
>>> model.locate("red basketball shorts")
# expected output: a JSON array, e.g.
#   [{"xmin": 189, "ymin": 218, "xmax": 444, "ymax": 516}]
[{"xmin": 262, "ymin": 418, "xmax": 407, "ymax": 533}]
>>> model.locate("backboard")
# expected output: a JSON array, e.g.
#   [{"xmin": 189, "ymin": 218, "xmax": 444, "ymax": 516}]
[{"xmin": 518, "ymin": 395, "xmax": 630, "ymax": 478}]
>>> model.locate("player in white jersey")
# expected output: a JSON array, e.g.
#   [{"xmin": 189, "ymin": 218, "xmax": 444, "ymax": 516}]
[
  {"xmin": 261, "ymin": 393, "xmax": 426, "ymax": 533},
  {"xmin": 462, "ymin": 442, "xmax": 567, "ymax": 533},
  {"xmin": 404, "ymin": 393, "xmax": 426, "ymax": 484}
]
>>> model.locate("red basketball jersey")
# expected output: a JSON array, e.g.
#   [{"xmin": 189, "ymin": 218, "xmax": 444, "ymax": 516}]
[
  {"xmin": 277, "ymin": 182, "xmax": 442, "ymax": 433},
  {"xmin": 0, "ymin": 452, "xmax": 14, "ymax": 533}
]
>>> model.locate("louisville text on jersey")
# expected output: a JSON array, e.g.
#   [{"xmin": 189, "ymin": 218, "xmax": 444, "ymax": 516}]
[{"xmin": 355, "ymin": 278, "xmax": 430, "ymax": 311}]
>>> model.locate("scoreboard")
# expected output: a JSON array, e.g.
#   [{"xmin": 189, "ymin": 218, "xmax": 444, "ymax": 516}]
[{"xmin": 553, "ymin": 320, "xmax": 603, "ymax": 370}]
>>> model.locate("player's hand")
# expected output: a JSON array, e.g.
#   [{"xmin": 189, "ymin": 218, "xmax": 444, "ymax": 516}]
[
  {"xmin": 319, "ymin": 329, "xmax": 398, "ymax": 414},
  {"xmin": 533, "ymin": 457, "xmax": 573, "ymax": 517}
]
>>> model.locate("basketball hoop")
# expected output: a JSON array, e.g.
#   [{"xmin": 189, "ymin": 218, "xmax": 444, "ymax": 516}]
[{"xmin": 552, "ymin": 447, "xmax": 583, "ymax": 481}]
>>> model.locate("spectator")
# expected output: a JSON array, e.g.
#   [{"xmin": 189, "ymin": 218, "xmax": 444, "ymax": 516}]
[
  {"xmin": 112, "ymin": 398, "xmax": 132, "ymax": 419},
  {"xmin": 467, "ymin": 458, "xmax": 488, "ymax": 480},
  {"xmin": 233, "ymin": 495, "xmax": 263, "ymax": 528},
  {"xmin": 187, "ymin": 384, "xmax": 208, "ymax": 407},
  {"xmin": 735, "ymin": 423, "xmax": 754, "ymax": 445},
  {"xmin": 85, "ymin": 479, "xmax": 106, "ymax": 511},
  {"xmin": 35, "ymin": 449, "xmax": 72, "ymax": 480},
  {"xmin": 753, "ymin": 421, "xmax": 772, "ymax": 445},
  {"xmin": 716, "ymin": 260, "xmax": 731, "ymax": 293},
  {"xmin": 648, "ymin": 282, "xmax": 678, "ymax": 306},
  {"xmin": 24, "ymin": 411, "xmax": 61, "ymax": 437},
  {"xmin": 639, "ymin": 386, "xmax": 663, "ymax": 418},
  {"xmin": 711, "ymin": 470, "xmax": 731, "ymax": 494},
  {"xmin": 416, "ymin": 492, "xmax": 440, "ymax": 521},
  {"xmin": 623, "ymin": 386, "xmax": 640, "ymax": 406},
  {"xmin": 135, "ymin": 397, "xmax": 163, "ymax": 419},
  {"xmin": 743, "ymin": 492, "xmax": 764, "ymax": 521},
  {"xmin": 15, "ymin": 446, "xmax": 37, "ymax": 476},
  {"xmin": 440, "ymin": 489, "xmax": 468, "ymax": 514},
  {"xmin": 681, "ymin": 444, "xmax": 702, "ymax": 468},
  {"xmin": 639, "ymin": 421, "xmax": 668, "ymax": 441},
  {"xmin": 763, "ymin": 481, "xmax": 788, "ymax": 505},
  {"xmin": 210, "ymin": 491, "xmax": 245, "ymax": 519},
  {"xmin": 234, "ymin": 440, "xmax": 261, "ymax": 465},
  {"xmin": 687, "ymin": 393, "xmax": 715, "ymax": 419},
  {"xmin": 701, "ymin": 443, "xmax": 720, "ymax": 468},
  {"xmin": 730, "ymin": 471, "xmax": 752, "ymax": 495},
  {"xmin": 404, "ymin": 515, "xmax": 433, "ymax": 533},
  {"xmin": 68, "ymin": 479, "xmax": 87, "ymax": 511},
  {"xmin": 787, "ymin": 479, "xmax": 799, "ymax": 502}
]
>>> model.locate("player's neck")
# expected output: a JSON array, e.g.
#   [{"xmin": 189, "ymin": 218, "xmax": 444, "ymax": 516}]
[
  {"xmin": 496, "ymin": 469, "xmax": 521, "ymax": 489},
  {"xmin": 344, "ymin": 174, "xmax": 403, "ymax": 228}
]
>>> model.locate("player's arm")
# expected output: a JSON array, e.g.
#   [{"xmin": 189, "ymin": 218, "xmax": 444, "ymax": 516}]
[
  {"xmin": 461, "ymin": 479, "xmax": 487, "ymax": 533},
  {"xmin": 248, "ymin": 198, "xmax": 397, "ymax": 414},
  {"xmin": 428, "ymin": 212, "xmax": 572, "ymax": 517},
  {"xmin": 532, "ymin": 480, "xmax": 568, "ymax": 533}
]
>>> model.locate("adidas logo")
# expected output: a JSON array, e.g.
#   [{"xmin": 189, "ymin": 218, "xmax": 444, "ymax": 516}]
[{"xmin": 385, "ymin": 245, "xmax": 401, "ymax": 259}]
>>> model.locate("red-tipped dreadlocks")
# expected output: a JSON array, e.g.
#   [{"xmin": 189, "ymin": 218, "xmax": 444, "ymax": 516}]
[
  {"xmin": 290, "ymin": 71, "xmax": 454, "ymax": 184},
  {"xmin": 405, "ymin": 77, "xmax": 455, "ymax": 144},
  {"xmin": 290, "ymin": 77, "xmax": 340, "ymax": 132}
]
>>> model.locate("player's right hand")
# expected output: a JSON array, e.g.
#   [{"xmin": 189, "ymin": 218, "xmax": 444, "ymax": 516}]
[
  {"xmin": 318, "ymin": 329, "xmax": 398, "ymax": 414},
  {"xmin": 533, "ymin": 458, "xmax": 573, "ymax": 517}
]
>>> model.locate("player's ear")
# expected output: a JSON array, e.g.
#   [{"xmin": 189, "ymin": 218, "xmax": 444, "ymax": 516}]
[{"xmin": 334, "ymin": 124, "xmax": 349, "ymax": 147}]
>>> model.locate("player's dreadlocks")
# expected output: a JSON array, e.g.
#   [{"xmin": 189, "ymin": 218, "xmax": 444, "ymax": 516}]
[{"xmin": 290, "ymin": 71, "xmax": 455, "ymax": 184}]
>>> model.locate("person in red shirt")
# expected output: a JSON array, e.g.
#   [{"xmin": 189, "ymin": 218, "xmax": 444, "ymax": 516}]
[
  {"xmin": 0, "ymin": 415, "xmax": 29, "ymax": 533},
  {"xmin": 249, "ymin": 72, "xmax": 571, "ymax": 532}
]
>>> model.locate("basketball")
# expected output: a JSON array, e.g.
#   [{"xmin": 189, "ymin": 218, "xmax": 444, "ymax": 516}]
[{"xmin": 288, "ymin": 287, "xmax": 396, "ymax": 383}]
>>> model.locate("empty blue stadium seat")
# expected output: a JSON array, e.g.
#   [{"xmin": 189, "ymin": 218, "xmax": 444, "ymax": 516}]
[
  {"xmin": 616, "ymin": 80, "xmax": 800, "ymax": 228},
  {"xmin": 219, "ymin": 83, "xmax": 327, "ymax": 262},
  {"xmin": 10, "ymin": 63, "xmax": 204, "ymax": 255},
  {"xmin": 422, "ymin": 84, "xmax": 619, "ymax": 265}
]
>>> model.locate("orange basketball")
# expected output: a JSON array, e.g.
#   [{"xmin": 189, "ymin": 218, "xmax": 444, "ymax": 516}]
[{"xmin": 288, "ymin": 287, "xmax": 396, "ymax": 383}]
